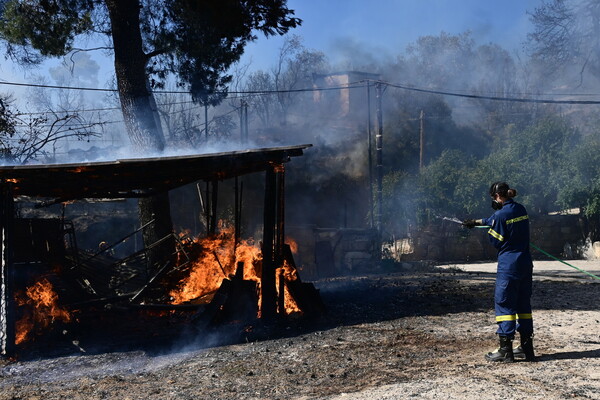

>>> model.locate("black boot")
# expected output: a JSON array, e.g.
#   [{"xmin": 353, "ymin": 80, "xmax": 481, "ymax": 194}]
[
  {"xmin": 485, "ymin": 335, "xmax": 514, "ymax": 362},
  {"xmin": 513, "ymin": 334, "xmax": 535, "ymax": 361}
]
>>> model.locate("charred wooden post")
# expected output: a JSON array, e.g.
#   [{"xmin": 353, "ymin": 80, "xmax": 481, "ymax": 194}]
[
  {"xmin": 235, "ymin": 261, "xmax": 244, "ymax": 280},
  {"xmin": 276, "ymin": 164, "xmax": 285, "ymax": 263},
  {"xmin": 277, "ymin": 268, "xmax": 285, "ymax": 316},
  {"xmin": 192, "ymin": 279, "xmax": 232, "ymax": 329},
  {"xmin": 0, "ymin": 181, "xmax": 15, "ymax": 357},
  {"xmin": 234, "ymin": 177, "xmax": 243, "ymax": 247},
  {"xmin": 139, "ymin": 193, "xmax": 175, "ymax": 273},
  {"xmin": 261, "ymin": 165, "xmax": 277, "ymax": 320},
  {"xmin": 210, "ymin": 180, "xmax": 218, "ymax": 236},
  {"xmin": 204, "ymin": 181, "xmax": 210, "ymax": 234},
  {"xmin": 275, "ymin": 165, "xmax": 287, "ymax": 317},
  {"xmin": 262, "ymin": 163, "xmax": 287, "ymax": 320},
  {"xmin": 203, "ymin": 180, "xmax": 220, "ymax": 236}
]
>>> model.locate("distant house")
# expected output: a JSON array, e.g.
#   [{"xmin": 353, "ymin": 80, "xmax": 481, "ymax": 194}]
[{"xmin": 312, "ymin": 71, "xmax": 381, "ymax": 120}]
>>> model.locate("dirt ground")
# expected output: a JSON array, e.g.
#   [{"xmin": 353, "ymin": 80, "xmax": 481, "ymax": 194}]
[{"xmin": 1, "ymin": 259, "xmax": 600, "ymax": 400}]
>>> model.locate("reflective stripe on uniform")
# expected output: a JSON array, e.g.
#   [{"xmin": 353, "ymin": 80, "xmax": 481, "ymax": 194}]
[
  {"xmin": 496, "ymin": 314, "xmax": 517, "ymax": 322},
  {"xmin": 507, "ymin": 215, "xmax": 529, "ymax": 224},
  {"xmin": 517, "ymin": 313, "xmax": 532, "ymax": 320},
  {"xmin": 488, "ymin": 228, "xmax": 504, "ymax": 241}
]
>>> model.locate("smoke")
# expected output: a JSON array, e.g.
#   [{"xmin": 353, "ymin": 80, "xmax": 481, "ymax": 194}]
[
  {"xmin": 0, "ymin": 344, "xmax": 210, "ymax": 386},
  {"xmin": 11, "ymin": 2, "xmax": 600, "ymax": 235},
  {"xmin": 328, "ymin": 36, "xmax": 393, "ymax": 72}
]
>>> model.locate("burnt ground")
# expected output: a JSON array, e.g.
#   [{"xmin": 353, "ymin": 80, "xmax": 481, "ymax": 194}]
[{"xmin": 1, "ymin": 261, "xmax": 600, "ymax": 399}]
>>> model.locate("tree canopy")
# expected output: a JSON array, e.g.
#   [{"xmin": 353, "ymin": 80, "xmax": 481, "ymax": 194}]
[
  {"xmin": 528, "ymin": 0, "xmax": 600, "ymax": 85},
  {"xmin": 0, "ymin": 0, "xmax": 300, "ymax": 104}
]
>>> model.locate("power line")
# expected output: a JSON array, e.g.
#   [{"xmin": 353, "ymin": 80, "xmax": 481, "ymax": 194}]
[
  {"xmin": 0, "ymin": 80, "xmax": 117, "ymax": 92},
  {"xmin": 6, "ymin": 76, "xmax": 600, "ymax": 119},
  {"xmin": 14, "ymin": 99, "xmax": 202, "ymax": 116},
  {"xmin": 381, "ymin": 80, "xmax": 600, "ymax": 105},
  {"xmin": 0, "ymin": 79, "xmax": 364, "ymax": 95}
]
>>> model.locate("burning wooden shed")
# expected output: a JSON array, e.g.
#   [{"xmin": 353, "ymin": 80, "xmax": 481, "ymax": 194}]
[{"xmin": 0, "ymin": 144, "xmax": 322, "ymax": 357}]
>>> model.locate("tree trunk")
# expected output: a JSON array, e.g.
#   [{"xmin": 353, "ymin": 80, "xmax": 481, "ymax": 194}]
[{"xmin": 105, "ymin": 0, "xmax": 174, "ymax": 268}]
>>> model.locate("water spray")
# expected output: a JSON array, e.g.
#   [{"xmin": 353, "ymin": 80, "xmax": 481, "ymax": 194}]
[{"xmin": 440, "ymin": 216, "xmax": 600, "ymax": 281}]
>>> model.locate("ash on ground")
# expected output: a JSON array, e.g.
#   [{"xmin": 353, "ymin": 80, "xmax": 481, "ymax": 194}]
[{"xmin": 2, "ymin": 260, "xmax": 600, "ymax": 400}]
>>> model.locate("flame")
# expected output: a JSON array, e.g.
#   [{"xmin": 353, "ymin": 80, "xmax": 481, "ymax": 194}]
[
  {"xmin": 170, "ymin": 227, "xmax": 302, "ymax": 316},
  {"xmin": 15, "ymin": 278, "xmax": 71, "ymax": 345},
  {"xmin": 170, "ymin": 227, "xmax": 262, "ymax": 305},
  {"xmin": 276, "ymin": 259, "xmax": 302, "ymax": 315},
  {"xmin": 272, "ymin": 163, "xmax": 285, "ymax": 173},
  {"xmin": 286, "ymin": 237, "xmax": 298, "ymax": 254}
]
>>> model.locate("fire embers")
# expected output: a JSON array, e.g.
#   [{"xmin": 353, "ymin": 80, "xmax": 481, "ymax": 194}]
[{"xmin": 15, "ymin": 278, "xmax": 72, "ymax": 345}]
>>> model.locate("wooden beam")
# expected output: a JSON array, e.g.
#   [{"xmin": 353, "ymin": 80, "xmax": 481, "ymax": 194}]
[
  {"xmin": 261, "ymin": 166, "xmax": 277, "ymax": 321},
  {"xmin": 0, "ymin": 182, "xmax": 15, "ymax": 357}
]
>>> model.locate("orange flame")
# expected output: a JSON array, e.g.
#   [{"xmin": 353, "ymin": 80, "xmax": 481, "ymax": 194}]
[
  {"xmin": 170, "ymin": 227, "xmax": 262, "ymax": 305},
  {"xmin": 15, "ymin": 278, "xmax": 71, "ymax": 345},
  {"xmin": 286, "ymin": 237, "xmax": 299, "ymax": 254},
  {"xmin": 276, "ymin": 259, "xmax": 302, "ymax": 315},
  {"xmin": 170, "ymin": 227, "xmax": 302, "ymax": 316}
]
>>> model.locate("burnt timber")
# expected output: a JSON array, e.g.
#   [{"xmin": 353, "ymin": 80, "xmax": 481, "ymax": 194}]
[{"xmin": 0, "ymin": 144, "xmax": 312, "ymax": 357}]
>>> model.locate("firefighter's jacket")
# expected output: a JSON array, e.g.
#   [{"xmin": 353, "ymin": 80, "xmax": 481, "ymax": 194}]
[{"xmin": 482, "ymin": 199, "xmax": 533, "ymax": 277}]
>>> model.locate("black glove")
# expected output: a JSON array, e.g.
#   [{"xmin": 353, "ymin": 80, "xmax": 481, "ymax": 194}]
[{"xmin": 462, "ymin": 219, "xmax": 479, "ymax": 228}]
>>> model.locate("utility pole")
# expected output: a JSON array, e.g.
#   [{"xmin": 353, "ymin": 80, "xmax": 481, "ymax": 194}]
[
  {"xmin": 240, "ymin": 100, "xmax": 246, "ymax": 144},
  {"xmin": 375, "ymin": 82, "xmax": 384, "ymax": 236},
  {"xmin": 241, "ymin": 100, "xmax": 248, "ymax": 144},
  {"xmin": 204, "ymin": 104, "xmax": 209, "ymax": 140},
  {"xmin": 367, "ymin": 80, "xmax": 374, "ymax": 229},
  {"xmin": 419, "ymin": 110, "xmax": 425, "ymax": 170}
]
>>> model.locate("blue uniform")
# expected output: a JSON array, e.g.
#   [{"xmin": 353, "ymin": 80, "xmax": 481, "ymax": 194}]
[{"xmin": 482, "ymin": 199, "xmax": 534, "ymax": 337}]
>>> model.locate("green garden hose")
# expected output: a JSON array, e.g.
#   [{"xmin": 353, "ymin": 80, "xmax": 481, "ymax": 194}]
[{"xmin": 474, "ymin": 225, "xmax": 600, "ymax": 281}]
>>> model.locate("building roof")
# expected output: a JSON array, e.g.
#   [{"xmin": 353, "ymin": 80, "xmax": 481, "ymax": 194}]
[{"xmin": 0, "ymin": 144, "xmax": 311, "ymax": 200}]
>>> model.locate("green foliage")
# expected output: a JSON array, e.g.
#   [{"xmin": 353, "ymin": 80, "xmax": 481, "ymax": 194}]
[
  {"xmin": 558, "ymin": 135, "xmax": 600, "ymax": 216},
  {"xmin": 484, "ymin": 117, "xmax": 578, "ymax": 213},
  {"xmin": 0, "ymin": 0, "xmax": 93, "ymax": 63},
  {"xmin": 418, "ymin": 149, "xmax": 475, "ymax": 215},
  {"xmin": 381, "ymin": 115, "xmax": 586, "ymax": 235}
]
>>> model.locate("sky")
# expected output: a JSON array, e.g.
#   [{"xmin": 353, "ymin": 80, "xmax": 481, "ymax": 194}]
[
  {"xmin": 240, "ymin": 0, "xmax": 544, "ymax": 71},
  {"xmin": 0, "ymin": 0, "xmax": 545, "ymax": 107}
]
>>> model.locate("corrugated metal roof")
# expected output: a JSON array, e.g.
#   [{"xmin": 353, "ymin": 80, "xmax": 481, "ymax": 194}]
[{"xmin": 0, "ymin": 144, "xmax": 311, "ymax": 199}]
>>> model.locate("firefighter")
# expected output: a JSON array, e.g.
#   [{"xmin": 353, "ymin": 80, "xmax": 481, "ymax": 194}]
[{"xmin": 463, "ymin": 182, "xmax": 535, "ymax": 362}]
